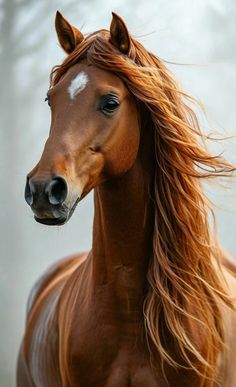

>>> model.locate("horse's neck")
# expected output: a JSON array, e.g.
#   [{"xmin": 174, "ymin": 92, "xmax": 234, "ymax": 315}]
[{"xmin": 91, "ymin": 123, "xmax": 155, "ymax": 309}]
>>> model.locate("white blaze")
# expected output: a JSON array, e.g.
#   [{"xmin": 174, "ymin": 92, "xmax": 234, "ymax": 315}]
[{"xmin": 68, "ymin": 71, "xmax": 89, "ymax": 100}]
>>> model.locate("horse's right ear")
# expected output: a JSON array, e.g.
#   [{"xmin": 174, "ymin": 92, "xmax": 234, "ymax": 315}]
[{"xmin": 55, "ymin": 11, "xmax": 84, "ymax": 54}]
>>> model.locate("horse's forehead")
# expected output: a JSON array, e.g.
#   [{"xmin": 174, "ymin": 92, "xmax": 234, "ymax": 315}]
[
  {"xmin": 68, "ymin": 71, "xmax": 89, "ymax": 100},
  {"xmin": 63, "ymin": 63, "xmax": 126, "ymax": 96}
]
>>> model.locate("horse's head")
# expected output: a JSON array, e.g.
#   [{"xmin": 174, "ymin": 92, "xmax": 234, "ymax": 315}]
[{"xmin": 25, "ymin": 12, "xmax": 140, "ymax": 225}]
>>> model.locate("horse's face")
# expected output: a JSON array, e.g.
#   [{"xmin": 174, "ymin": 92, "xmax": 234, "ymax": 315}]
[{"xmin": 25, "ymin": 58, "xmax": 139, "ymax": 225}]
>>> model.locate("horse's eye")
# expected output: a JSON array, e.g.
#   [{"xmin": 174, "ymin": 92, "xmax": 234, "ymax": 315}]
[
  {"xmin": 99, "ymin": 95, "xmax": 120, "ymax": 115},
  {"xmin": 44, "ymin": 96, "xmax": 51, "ymax": 107}
]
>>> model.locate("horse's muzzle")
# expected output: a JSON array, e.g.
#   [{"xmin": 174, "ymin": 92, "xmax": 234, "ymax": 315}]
[{"xmin": 24, "ymin": 175, "xmax": 71, "ymax": 226}]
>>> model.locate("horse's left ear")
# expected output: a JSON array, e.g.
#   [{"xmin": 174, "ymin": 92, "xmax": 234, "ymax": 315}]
[
  {"xmin": 110, "ymin": 12, "xmax": 131, "ymax": 55},
  {"xmin": 55, "ymin": 11, "xmax": 84, "ymax": 54}
]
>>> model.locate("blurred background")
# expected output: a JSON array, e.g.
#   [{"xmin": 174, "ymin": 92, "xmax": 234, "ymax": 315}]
[{"xmin": 0, "ymin": 0, "xmax": 235, "ymax": 385}]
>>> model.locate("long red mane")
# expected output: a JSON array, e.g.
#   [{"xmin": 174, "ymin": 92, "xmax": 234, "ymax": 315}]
[{"xmin": 51, "ymin": 30, "xmax": 235, "ymax": 386}]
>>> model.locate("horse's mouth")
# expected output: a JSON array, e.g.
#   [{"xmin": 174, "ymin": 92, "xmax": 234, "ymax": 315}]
[
  {"xmin": 33, "ymin": 197, "xmax": 80, "ymax": 226},
  {"xmin": 34, "ymin": 216, "xmax": 67, "ymax": 226}
]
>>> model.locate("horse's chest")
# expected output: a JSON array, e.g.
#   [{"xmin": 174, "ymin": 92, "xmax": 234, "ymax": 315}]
[
  {"xmin": 68, "ymin": 313, "xmax": 165, "ymax": 387},
  {"xmin": 70, "ymin": 345, "xmax": 163, "ymax": 387},
  {"xmin": 28, "ymin": 294, "xmax": 200, "ymax": 387},
  {"xmin": 104, "ymin": 354, "xmax": 163, "ymax": 387}
]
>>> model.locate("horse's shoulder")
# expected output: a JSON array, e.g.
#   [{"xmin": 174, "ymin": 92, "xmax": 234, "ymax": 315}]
[
  {"xmin": 26, "ymin": 253, "xmax": 88, "ymax": 317},
  {"xmin": 222, "ymin": 268, "xmax": 236, "ymax": 309},
  {"xmin": 219, "ymin": 248, "xmax": 236, "ymax": 299},
  {"xmin": 216, "ymin": 264, "xmax": 236, "ymax": 385}
]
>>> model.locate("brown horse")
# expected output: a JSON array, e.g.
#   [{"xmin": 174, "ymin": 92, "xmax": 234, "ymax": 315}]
[{"xmin": 17, "ymin": 11, "xmax": 236, "ymax": 387}]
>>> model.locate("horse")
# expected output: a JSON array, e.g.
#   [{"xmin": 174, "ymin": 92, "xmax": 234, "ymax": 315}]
[{"xmin": 17, "ymin": 11, "xmax": 236, "ymax": 387}]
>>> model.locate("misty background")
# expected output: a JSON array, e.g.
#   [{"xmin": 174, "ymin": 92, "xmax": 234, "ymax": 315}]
[{"xmin": 0, "ymin": 0, "xmax": 235, "ymax": 385}]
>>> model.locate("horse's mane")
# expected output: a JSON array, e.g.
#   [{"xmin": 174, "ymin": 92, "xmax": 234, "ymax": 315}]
[{"xmin": 51, "ymin": 30, "xmax": 235, "ymax": 385}]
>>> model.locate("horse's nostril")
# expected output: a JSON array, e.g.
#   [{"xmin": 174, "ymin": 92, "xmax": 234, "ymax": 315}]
[
  {"xmin": 24, "ymin": 176, "xmax": 68, "ymax": 208},
  {"xmin": 25, "ymin": 177, "xmax": 34, "ymax": 206},
  {"xmin": 45, "ymin": 176, "xmax": 68, "ymax": 205}
]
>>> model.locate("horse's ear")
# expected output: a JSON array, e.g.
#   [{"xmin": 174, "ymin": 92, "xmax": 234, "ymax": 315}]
[
  {"xmin": 55, "ymin": 11, "xmax": 84, "ymax": 54},
  {"xmin": 110, "ymin": 12, "xmax": 131, "ymax": 55}
]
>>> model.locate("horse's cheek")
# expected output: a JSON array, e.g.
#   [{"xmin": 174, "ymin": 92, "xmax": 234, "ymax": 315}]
[{"xmin": 104, "ymin": 114, "xmax": 140, "ymax": 176}]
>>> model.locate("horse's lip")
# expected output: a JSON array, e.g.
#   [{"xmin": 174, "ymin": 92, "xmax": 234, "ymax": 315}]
[
  {"xmin": 34, "ymin": 216, "xmax": 67, "ymax": 226},
  {"xmin": 33, "ymin": 196, "xmax": 81, "ymax": 226}
]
